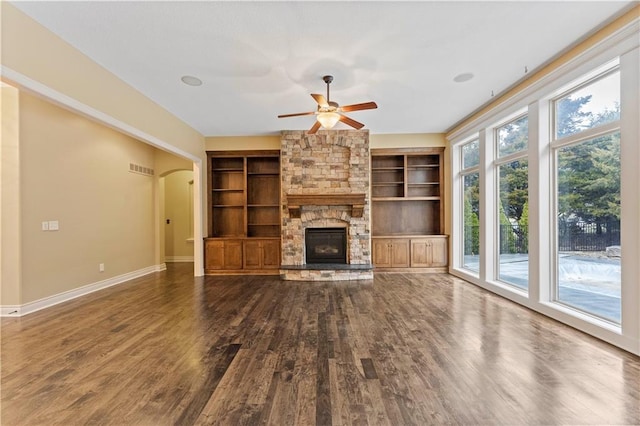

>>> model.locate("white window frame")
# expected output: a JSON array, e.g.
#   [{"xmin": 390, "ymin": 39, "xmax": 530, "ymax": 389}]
[
  {"xmin": 457, "ymin": 138, "xmax": 481, "ymax": 275},
  {"xmin": 492, "ymin": 112, "xmax": 529, "ymax": 291},
  {"xmin": 549, "ymin": 65, "xmax": 621, "ymax": 323},
  {"xmin": 447, "ymin": 23, "xmax": 639, "ymax": 354}
]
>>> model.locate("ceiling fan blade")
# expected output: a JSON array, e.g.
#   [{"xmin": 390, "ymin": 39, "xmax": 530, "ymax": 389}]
[
  {"xmin": 339, "ymin": 101, "xmax": 378, "ymax": 112},
  {"xmin": 307, "ymin": 121, "xmax": 321, "ymax": 134},
  {"xmin": 311, "ymin": 93, "xmax": 329, "ymax": 108},
  {"xmin": 339, "ymin": 114, "xmax": 365, "ymax": 130},
  {"xmin": 277, "ymin": 111, "xmax": 316, "ymax": 118}
]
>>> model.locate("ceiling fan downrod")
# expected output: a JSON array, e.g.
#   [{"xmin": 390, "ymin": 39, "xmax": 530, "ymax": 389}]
[{"xmin": 323, "ymin": 75, "xmax": 333, "ymax": 102}]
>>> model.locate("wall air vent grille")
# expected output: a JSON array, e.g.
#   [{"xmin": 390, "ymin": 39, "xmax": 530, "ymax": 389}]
[{"xmin": 129, "ymin": 163, "xmax": 154, "ymax": 176}]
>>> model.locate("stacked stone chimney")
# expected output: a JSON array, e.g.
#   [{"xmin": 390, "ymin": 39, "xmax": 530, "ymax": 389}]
[{"xmin": 280, "ymin": 130, "xmax": 372, "ymax": 281}]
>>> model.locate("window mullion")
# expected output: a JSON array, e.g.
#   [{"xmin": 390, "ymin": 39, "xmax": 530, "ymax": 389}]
[
  {"xmin": 494, "ymin": 150, "xmax": 528, "ymax": 167},
  {"xmin": 551, "ymin": 121, "xmax": 621, "ymax": 149},
  {"xmin": 528, "ymin": 99, "xmax": 551, "ymax": 303},
  {"xmin": 479, "ymin": 128, "xmax": 495, "ymax": 283}
]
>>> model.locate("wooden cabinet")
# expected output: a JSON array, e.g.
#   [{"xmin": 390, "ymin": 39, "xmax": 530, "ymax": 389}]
[
  {"xmin": 373, "ymin": 236, "xmax": 448, "ymax": 271},
  {"xmin": 243, "ymin": 239, "xmax": 280, "ymax": 270},
  {"xmin": 411, "ymin": 237, "xmax": 448, "ymax": 268},
  {"xmin": 372, "ymin": 238, "xmax": 410, "ymax": 268},
  {"xmin": 205, "ymin": 150, "xmax": 281, "ymax": 274},
  {"xmin": 204, "ymin": 239, "xmax": 243, "ymax": 271},
  {"xmin": 371, "ymin": 148, "xmax": 447, "ymax": 271}
]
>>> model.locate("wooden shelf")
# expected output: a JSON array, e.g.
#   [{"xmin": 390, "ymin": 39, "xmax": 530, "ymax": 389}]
[
  {"xmin": 206, "ymin": 150, "xmax": 281, "ymax": 270},
  {"xmin": 371, "ymin": 148, "xmax": 444, "ymax": 242}
]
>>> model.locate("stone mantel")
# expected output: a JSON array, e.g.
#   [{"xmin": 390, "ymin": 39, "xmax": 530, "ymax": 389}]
[{"xmin": 286, "ymin": 193, "xmax": 366, "ymax": 218}]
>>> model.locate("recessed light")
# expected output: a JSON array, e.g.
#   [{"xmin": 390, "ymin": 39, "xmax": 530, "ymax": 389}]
[
  {"xmin": 181, "ymin": 75, "xmax": 203, "ymax": 86},
  {"xmin": 453, "ymin": 73, "xmax": 474, "ymax": 83}
]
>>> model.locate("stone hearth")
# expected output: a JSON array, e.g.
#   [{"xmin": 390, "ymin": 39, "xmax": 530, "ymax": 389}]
[{"xmin": 280, "ymin": 130, "xmax": 373, "ymax": 281}]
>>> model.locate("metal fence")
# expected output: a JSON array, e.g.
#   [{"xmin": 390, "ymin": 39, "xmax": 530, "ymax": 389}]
[
  {"xmin": 499, "ymin": 224, "xmax": 528, "ymax": 254},
  {"xmin": 557, "ymin": 220, "xmax": 620, "ymax": 252},
  {"xmin": 464, "ymin": 221, "xmax": 620, "ymax": 255}
]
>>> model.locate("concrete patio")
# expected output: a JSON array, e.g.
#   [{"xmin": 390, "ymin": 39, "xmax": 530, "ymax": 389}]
[{"xmin": 463, "ymin": 253, "xmax": 621, "ymax": 323}]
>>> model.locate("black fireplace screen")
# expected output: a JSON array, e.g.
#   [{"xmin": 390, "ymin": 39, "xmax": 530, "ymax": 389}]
[{"xmin": 305, "ymin": 227, "xmax": 347, "ymax": 264}]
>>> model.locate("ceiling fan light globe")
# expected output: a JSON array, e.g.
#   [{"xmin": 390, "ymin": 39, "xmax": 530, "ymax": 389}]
[{"xmin": 317, "ymin": 112, "xmax": 340, "ymax": 129}]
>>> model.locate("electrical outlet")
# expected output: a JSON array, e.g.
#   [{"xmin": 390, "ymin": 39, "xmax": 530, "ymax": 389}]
[
  {"xmin": 42, "ymin": 221, "xmax": 49, "ymax": 231},
  {"xmin": 48, "ymin": 220, "xmax": 59, "ymax": 231},
  {"xmin": 99, "ymin": 263, "xmax": 105, "ymax": 272}
]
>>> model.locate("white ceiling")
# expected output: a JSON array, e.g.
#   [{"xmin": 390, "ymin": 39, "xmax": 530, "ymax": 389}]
[{"xmin": 11, "ymin": 1, "xmax": 634, "ymax": 136}]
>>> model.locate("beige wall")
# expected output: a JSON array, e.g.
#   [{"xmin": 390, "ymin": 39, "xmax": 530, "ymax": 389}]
[
  {"xmin": 164, "ymin": 170, "xmax": 194, "ymax": 259},
  {"xmin": 370, "ymin": 133, "xmax": 445, "ymax": 149},
  {"xmin": 205, "ymin": 135, "xmax": 281, "ymax": 151},
  {"xmin": 19, "ymin": 92, "xmax": 157, "ymax": 303},
  {"xmin": 205, "ymin": 133, "xmax": 447, "ymax": 151},
  {"xmin": 1, "ymin": 2, "xmax": 208, "ymax": 283},
  {"xmin": 155, "ymin": 149, "xmax": 193, "ymax": 175},
  {"xmin": 1, "ymin": 85, "xmax": 21, "ymax": 305},
  {"xmin": 1, "ymin": 2, "xmax": 204, "ymax": 159}
]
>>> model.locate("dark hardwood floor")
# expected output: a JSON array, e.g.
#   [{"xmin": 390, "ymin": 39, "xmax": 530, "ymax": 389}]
[{"xmin": 2, "ymin": 263, "xmax": 639, "ymax": 425}]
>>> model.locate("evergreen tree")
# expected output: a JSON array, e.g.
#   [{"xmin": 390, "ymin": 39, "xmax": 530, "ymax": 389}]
[
  {"xmin": 556, "ymin": 102, "xmax": 621, "ymax": 225},
  {"xmin": 497, "ymin": 117, "xmax": 529, "ymax": 223},
  {"xmin": 464, "ymin": 192, "xmax": 480, "ymax": 255},
  {"xmin": 518, "ymin": 201, "xmax": 529, "ymax": 254}
]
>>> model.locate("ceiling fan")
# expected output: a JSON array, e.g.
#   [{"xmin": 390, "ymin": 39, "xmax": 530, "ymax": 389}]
[{"xmin": 278, "ymin": 75, "xmax": 378, "ymax": 134}]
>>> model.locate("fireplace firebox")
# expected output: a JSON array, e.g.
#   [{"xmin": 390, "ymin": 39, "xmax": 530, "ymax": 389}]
[{"xmin": 305, "ymin": 228, "xmax": 347, "ymax": 264}]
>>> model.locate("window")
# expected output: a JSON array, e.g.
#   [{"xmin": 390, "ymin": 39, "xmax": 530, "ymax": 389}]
[
  {"xmin": 449, "ymin": 33, "xmax": 638, "ymax": 353},
  {"xmin": 552, "ymin": 68, "xmax": 621, "ymax": 323},
  {"xmin": 461, "ymin": 139, "xmax": 480, "ymax": 272},
  {"xmin": 555, "ymin": 70, "xmax": 620, "ymax": 139},
  {"xmin": 495, "ymin": 116, "xmax": 529, "ymax": 289}
]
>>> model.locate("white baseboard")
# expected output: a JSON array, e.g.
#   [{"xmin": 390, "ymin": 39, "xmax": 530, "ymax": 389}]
[
  {"xmin": 165, "ymin": 256, "xmax": 194, "ymax": 263},
  {"xmin": 0, "ymin": 264, "xmax": 166, "ymax": 317}
]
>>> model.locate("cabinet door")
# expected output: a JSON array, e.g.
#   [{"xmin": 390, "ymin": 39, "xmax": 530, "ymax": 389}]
[
  {"xmin": 205, "ymin": 240, "xmax": 225, "ymax": 270},
  {"xmin": 410, "ymin": 237, "xmax": 448, "ymax": 267},
  {"xmin": 372, "ymin": 239, "xmax": 392, "ymax": 267},
  {"xmin": 243, "ymin": 240, "xmax": 262, "ymax": 269},
  {"xmin": 243, "ymin": 239, "xmax": 280, "ymax": 269},
  {"xmin": 390, "ymin": 240, "xmax": 410, "ymax": 267},
  {"xmin": 410, "ymin": 240, "xmax": 430, "ymax": 267},
  {"xmin": 261, "ymin": 239, "xmax": 280, "ymax": 269},
  {"xmin": 224, "ymin": 240, "xmax": 243, "ymax": 270},
  {"xmin": 429, "ymin": 237, "xmax": 448, "ymax": 267}
]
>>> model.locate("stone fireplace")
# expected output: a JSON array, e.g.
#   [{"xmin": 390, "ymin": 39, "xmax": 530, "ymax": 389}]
[{"xmin": 280, "ymin": 130, "xmax": 373, "ymax": 281}]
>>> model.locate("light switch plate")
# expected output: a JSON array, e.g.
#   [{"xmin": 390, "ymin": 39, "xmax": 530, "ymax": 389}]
[
  {"xmin": 48, "ymin": 220, "xmax": 59, "ymax": 231},
  {"xmin": 42, "ymin": 221, "xmax": 49, "ymax": 231}
]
